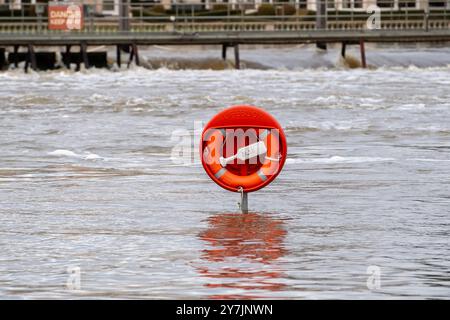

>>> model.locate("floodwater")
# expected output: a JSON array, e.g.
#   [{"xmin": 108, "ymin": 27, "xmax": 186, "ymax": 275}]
[{"xmin": 0, "ymin": 45, "xmax": 449, "ymax": 299}]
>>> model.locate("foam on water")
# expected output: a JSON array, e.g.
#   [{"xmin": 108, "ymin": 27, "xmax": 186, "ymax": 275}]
[
  {"xmin": 286, "ymin": 156, "xmax": 396, "ymax": 164},
  {"xmin": 48, "ymin": 150, "xmax": 103, "ymax": 161}
]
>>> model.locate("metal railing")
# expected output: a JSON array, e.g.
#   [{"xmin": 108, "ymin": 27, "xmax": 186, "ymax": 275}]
[{"xmin": 0, "ymin": 1, "xmax": 448, "ymax": 34}]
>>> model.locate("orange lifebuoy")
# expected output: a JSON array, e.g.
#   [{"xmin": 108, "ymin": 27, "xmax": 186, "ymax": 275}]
[
  {"xmin": 201, "ymin": 105, "xmax": 287, "ymax": 193},
  {"xmin": 203, "ymin": 128, "xmax": 281, "ymax": 192}
]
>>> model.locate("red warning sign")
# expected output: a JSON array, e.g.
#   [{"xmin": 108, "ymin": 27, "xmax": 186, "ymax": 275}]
[
  {"xmin": 48, "ymin": 3, "xmax": 83, "ymax": 31},
  {"xmin": 201, "ymin": 105, "xmax": 287, "ymax": 193}
]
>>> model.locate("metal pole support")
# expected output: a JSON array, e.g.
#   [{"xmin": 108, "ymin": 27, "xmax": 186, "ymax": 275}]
[
  {"xmin": 116, "ymin": 45, "xmax": 121, "ymax": 68},
  {"xmin": 222, "ymin": 43, "xmax": 227, "ymax": 60},
  {"xmin": 238, "ymin": 187, "xmax": 248, "ymax": 214},
  {"xmin": 13, "ymin": 45, "xmax": 19, "ymax": 68},
  {"xmin": 119, "ymin": 0, "xmax": 130, "ymax": 32},
  {"xmin": 315, "ymin": 0, "xmax": 327, "ymax": 50},
  {"xmin": 341, "ymin": 42, "xmax": 346, "ymax": 58},
  {"xmin": 234, "ymin": 44, "xmax": 240, "ymax": 70},
  {"xmin": 81, "ymin": 42, "xmax": 89, "ymax": 69},
  {"xmin": 241, "ymin": 192, "xmax": 248, "ymax": 214},
  {"xmin": 127, "ymin": 44, "xmax": 140, "ymax": 68},
  {"xmin": 132, "ymin": 43, "xmax": 140, "ymax": 66},
  {"xmin": 64, "ymin": 45, "xmax": 71, "ymax": 69},
  {"xmin": 360, "ymin": 39, "xmax": 367, "ymax": 68},
  {"xmin": 25, "ymin": 44, "xmax": 36, "ymax": 73}
]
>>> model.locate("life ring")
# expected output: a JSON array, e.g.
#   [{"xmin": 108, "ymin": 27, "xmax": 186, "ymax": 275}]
[{"xmin": 203, "ymin": 128, "xmax": 281, "ymax": 192}]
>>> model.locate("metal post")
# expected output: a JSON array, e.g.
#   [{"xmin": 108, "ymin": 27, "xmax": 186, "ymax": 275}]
[
  {"xmin": 30, "ymin": 45, "xmax": 37, "ymax": 71},
  {"xmin": 316, "ymin": 0, "xmax": 327, "ymax": 50},
  {"xmin": 132, "ymin": 43, "xmax": 140, "ymax": 66},
  {"xmin": 90, "ymin": 9, "xmax": 94, "ymax": 32},
  {"xmin": 234, "ymin": 44, "xmax": 240, "ymax": 69},
  {"xmin": 24, "ymin": 59, "xmax": 28, "ymax": 73},
  {"xmin": 25, "ymin": 44, "xmax": 36, "ymax": 73},
  {"xmin": 360, "ymin": 39, "xmax": 367, "ymax": 68},
  {"xmin": 116, "ymin": 45, "xmax": 121, "ymax": 68},
  {"xmin": 0, "ymin": 48, "xmax": 5, "ymax": 70},
  {"xmin": 21, "ymin": 3, "xmax": 24, "ymax": 30},
  {"xmin": 170, "ymin": 15, "xmax": 177, "ymax": 32},
  {"xmin": 240, "ymin": 1, "xmax": 244, "ymax": 30},
  {"xmin": 13, "ymin": 45, "xmax": 19, "ymax": 68},
  {"xmin": 81, "ymin": 42, "xmax": 89, "ymax": 69},
  {"xmin": 127, "ymin": 45, "xmax": 134, "ymax": 68},
  {"xmin": 64, "ymin": 45, "xmax": 71, "ymax": 69},
  {"xmin": 191, "ymin": 5, "xmax": 194, "ymax": 30},
  {"xmin": 36, "ymin": 4, "xmax": 45, "ymax": 33},
  {"xmin": 37, "ymin": 13, "xmax": 42, "ymax": 33},
  {"xmin": 241, "ymin": 192, "xmax": 248, "ymax": 214},
  {"xmin": 119, "ymin": 0, "xmax": 130, "ymax": 32},
  {"xmin": 341, "ymin": 42, "xmax": 346, "ymax": 58},
  {"xmin": 222, "ymin": 44, "xmax": 227, "ymax": 60},
  {"xmin": 238, "ymin": 187, "xmax": 248, "ymax": 214}
]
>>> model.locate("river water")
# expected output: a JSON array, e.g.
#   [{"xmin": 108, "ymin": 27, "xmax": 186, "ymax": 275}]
[{"xmin": 0, "ymin": 45, "xmax": 449, "ymax": 299}]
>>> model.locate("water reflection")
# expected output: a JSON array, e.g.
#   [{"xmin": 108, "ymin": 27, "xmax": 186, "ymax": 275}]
[{"xmin": 197, "ymin": 212, "xmax": 287, "ymax": 299}]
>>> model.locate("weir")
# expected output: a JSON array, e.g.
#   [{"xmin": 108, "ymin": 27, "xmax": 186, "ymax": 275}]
[
  {"xmin": 1, "ymin": 29, "xmax": 449, "ymax": 71},
  {"xmin": 0, "ymin": 2, "xmax": 449, "ymax": 71}
]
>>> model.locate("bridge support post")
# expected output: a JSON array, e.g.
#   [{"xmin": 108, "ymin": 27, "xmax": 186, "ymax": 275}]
[
  {"xmin": 127, "ymin": 43, "xmax": 140, "ymax": 67},
  {"xmin": 127, "ymin": 46, "xmax": 134, "ymax": 68},
  {"xmin": 359, "ymin": 39, "xmax": 367, "ymax": 68},
  {"xmin": 234, "ymin": 44, "xmax": 240, "ymax": 69},
  {"xmin": 0, "ymin": 48, "xmax": 5, "ymax": 70},
  {"xmin": 116, "ymin": 45, "xmax": 121, "ymax": 68},
  {"xmin": 24, "ymin": 44, "xmax": 36, "ymax": 73},
  {"xmin": 64, "ymin": 45, "xmax": 71, "ymax": 69},
  {"xmin": 341, "ymin": 42, "xmax": 346, "ymax": 58},
  {"xmin": 222, "ymin": 44, "xmax": 227, "ymax": 60},
  {"xmin": 133, "ymin": 43, "xmax": 140, "ymax": 66},
  {"xmin": 13, "ymin": 45, "xmax": 19, "ymax": 68},
  {"xmin": 81, "ymin": 42, "xmax": 90, "ymax": 69}
]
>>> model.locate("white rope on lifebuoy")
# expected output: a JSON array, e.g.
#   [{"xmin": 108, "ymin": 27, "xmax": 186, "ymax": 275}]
[{"xmin": 265, "ymin": 156, "xmax": 281, "ymax": 162}]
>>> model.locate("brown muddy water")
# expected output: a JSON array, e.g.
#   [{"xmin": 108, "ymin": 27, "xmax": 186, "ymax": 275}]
[{"xmin": 0, "ymin": 46, "xmax": 449, "ymax": 299}]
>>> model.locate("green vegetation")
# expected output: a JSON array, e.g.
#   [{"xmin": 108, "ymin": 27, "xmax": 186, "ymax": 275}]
[
  {"xmin": 281, "ymin": 4, "xmax": 297, "ymax": 16},
  {"xmin": 257, "ymin": 4, "xmax": 276, "ymax": 16},
  {"xmin": 151, "ymin": 5, "xmax": 166, "ymax": 15},
  {"xmin": 212, "ymin": 4, "xmax": 229, "ymax": 11}
]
